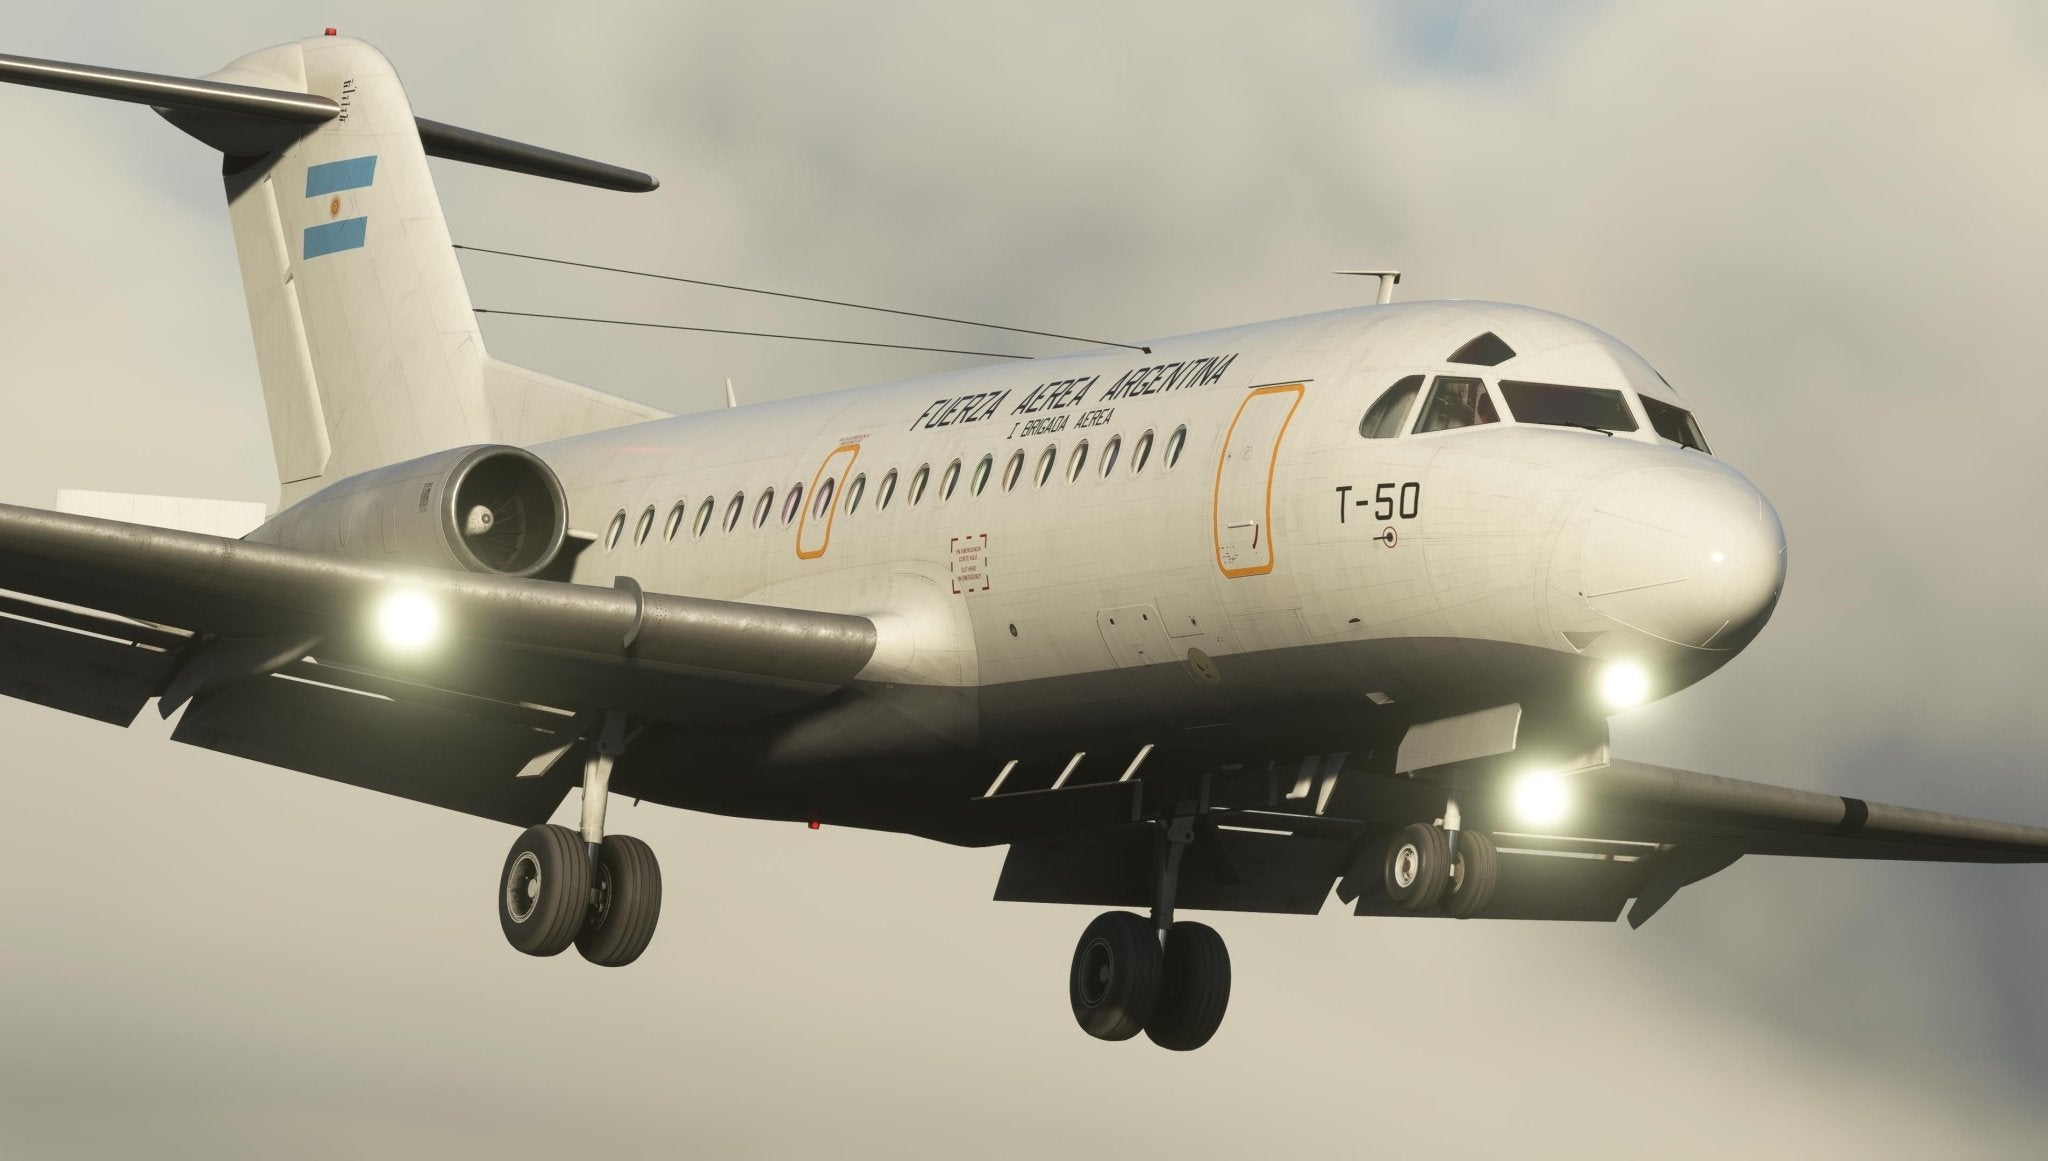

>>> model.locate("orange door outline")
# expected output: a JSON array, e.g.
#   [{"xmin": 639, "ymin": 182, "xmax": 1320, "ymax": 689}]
[
  {"xmin": 796, "ymin": 442, "xmax": 861, "ymax": 560},
  {"xmin": 1211, "ymin": 384, "xmax": 1305, "ymax": 578}
]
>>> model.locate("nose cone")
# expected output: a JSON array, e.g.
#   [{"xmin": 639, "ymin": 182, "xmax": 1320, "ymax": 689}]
[{"xmin": 1564, "ymin": 464, "xmax": 1786, "ymax": 650}]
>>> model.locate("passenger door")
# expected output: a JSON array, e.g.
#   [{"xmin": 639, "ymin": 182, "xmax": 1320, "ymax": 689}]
[{"xmin": 1212, "ymin": 384, "xmax": 1304, "ymax": 577}]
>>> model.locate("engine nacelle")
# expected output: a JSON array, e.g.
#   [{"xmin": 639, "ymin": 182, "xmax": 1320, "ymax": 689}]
[{"xmin": 248, "ymin": 445, "xmax": 568, "ymax": 577}]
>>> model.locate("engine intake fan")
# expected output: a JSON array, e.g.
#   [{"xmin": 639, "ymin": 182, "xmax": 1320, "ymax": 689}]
[{"xmin": 248, "ymin": 445, "xmax": 569, "ymax": 578}]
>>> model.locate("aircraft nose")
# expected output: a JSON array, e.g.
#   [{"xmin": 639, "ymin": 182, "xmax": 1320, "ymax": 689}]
[{"xmin": 1565, "ymin": 464, "xmax": 1787, "ymax": 650}]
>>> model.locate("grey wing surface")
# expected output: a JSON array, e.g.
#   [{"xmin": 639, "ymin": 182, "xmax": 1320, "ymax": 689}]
[{"xmin": 0, "ymin": 502, "xmax": 875, "ymax": 824}]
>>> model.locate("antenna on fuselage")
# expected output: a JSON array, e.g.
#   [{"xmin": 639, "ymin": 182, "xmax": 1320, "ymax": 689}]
[{"xmin": 1335, "ymin": 269, "xmax": 1402, "ymax": 305}]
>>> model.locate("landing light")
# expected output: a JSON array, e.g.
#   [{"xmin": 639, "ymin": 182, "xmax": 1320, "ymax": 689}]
[
  {"xmin": 1513, "ymin": 770, "xmax": 1571, "ymax": 828},
  {"xmin": 375, "ymin": 590, "xmax": 442, "ymax": 653},
  {"xmin": 1598, "ymin": 661, "xmax": 1650, "ymax": 710}
]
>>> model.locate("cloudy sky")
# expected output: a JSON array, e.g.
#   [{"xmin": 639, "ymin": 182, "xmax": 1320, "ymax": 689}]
[{"xmin": 3, "ymin": 1, "xmax": 2046, "ymax": 1157}]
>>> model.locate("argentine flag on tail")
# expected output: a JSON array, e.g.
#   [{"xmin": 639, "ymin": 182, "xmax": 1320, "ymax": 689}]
[{"xmin": 302, "ymin": 154, "xmax": 375, "ymax": 259}]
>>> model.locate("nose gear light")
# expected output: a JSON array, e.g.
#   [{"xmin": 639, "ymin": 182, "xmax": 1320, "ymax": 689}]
[
  {"xmin": 1598, "ymin": 661, "xmax": 1650, "ymax": 710},
  {"xmin": 1513, "ymin": 770, "xmax": 1571, "ymax": 828}
]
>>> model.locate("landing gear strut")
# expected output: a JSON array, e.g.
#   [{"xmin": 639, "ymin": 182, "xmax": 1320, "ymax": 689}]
[
  {"xmin": 496, "ymin": 710, "xmax": 663, "ymax": 966},
  {"xmin": 1068, "ymin": 812, "xmax": 1233, "ymax": 1051}
]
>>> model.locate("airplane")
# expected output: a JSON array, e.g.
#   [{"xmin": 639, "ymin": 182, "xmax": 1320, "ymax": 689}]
[{"xmin": 1, "ymin": 32, "xmax": 2043, "ymax": 1053}]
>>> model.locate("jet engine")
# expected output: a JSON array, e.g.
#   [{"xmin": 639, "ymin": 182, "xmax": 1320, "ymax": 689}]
[{"xmin": 247, "ymin": 445, "xmax": 568, "ymax": 577}]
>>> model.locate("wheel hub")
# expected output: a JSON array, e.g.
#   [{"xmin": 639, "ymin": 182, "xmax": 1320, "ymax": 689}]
[
  {"xmin": 504, "ymin": 850, "xmax": 542, "ymax": 923},
  {"xmin": 1393, "ymin": 843, "xmax": 1420, "ymax": 889},
  {"xmin": 1079, "ymin": 938, "xmax": 1115, "ymax": 1007}
]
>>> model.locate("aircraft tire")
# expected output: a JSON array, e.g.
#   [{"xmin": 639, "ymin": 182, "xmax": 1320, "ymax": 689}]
[
  {"xmin": 1384, "ymin": 822, "xmax": 1450, "ymax": 912},
  {"xmin": 1144, "ymin": 921, "xmax": 1231, "ymax": 1052},
  {"xmin": 576, "ymin": 834, "xmax": 663, "ymax": 967},
  {"xmin": 498, "ymin": 823, "xmax": 592, "ymax": 957},
  {"xmin": 1070, "ymin": 911, "xmax": 1162, "ymax": 1041},
  {"xmin": 1442, "ymin": 830, "xmax": 1499, "ymax": 920}
]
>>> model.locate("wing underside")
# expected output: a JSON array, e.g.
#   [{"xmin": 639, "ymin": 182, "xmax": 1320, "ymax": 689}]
[
  {"xmin": 0, "ymin": 503, "xmax": 877, "ymax": 826},
  {"xmin": 989, "ymin": 756, "xmax": 2048, "ymax": 928}
]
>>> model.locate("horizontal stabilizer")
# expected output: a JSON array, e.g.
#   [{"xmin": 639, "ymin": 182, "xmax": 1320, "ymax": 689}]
[
  {"xmin": 0, "ymin": 50, "xmax": 336, "ymax": 120},
  {"xmin": 417, "ymin": 117, "xmax": 657, "ymax": 193},
  {"xmin": 0, "ymin": 47, "xmax": 656, "ymax": 191}
]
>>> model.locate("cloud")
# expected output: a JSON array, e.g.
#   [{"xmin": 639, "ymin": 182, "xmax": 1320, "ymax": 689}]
[{"xmin": 1, "ymin": 1, "xmax": 2044, "ymax": 1156}]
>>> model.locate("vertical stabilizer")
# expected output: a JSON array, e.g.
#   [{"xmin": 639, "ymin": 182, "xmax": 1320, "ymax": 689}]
[
  {"xmin": 216, "ymin": 37, "xmax": 491, "ymax": 505},
  {"xmin": 0, "ymin": 37, "xmax": 671, "ymax": 504}
]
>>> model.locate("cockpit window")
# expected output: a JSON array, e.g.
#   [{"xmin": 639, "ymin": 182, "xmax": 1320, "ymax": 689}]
[
  {"xmin": 1641, "ymin": 395, "xmax": 1711, "ymax": 453},
  {"xmin": 1497, "ymin": 380, "xmax": 1638, "ymax": 434},
  {"xmin": 1358, "ymin": 375, "xmax": 1423, "ymax": 438},
  {"xmin": 1412, "ymin": 376, "xmax": 1499, "ymax": 434}
]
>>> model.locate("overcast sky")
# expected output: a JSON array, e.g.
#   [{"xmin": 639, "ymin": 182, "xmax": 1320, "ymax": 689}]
[{"xmin": 3, "ymin": 2, "xmax": 2047, "ymax": 1157}]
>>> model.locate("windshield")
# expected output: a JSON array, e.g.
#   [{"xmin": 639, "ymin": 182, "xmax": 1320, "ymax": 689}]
[
  {"xmin": 1413, "ymin": 376, "xmax": 1499, "ymax": 433},
  {"xmin": 1641, "ymin": 395, "xmax": 1711, "ymax": 452},
  {"xmin": 1497, "ymin": 380, "xmax": 1638, "ymax": 434}
]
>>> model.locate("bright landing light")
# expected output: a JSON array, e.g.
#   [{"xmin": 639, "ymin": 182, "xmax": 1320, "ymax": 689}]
[
  {"xmin": 1513, "ymin": 770, "xmax": 1571, "ymax": 828},
  {"xmin": 374, "ymin": 590, "xmax": 443, "ymax": 653},
  {"xmin": 1598, "ymin": 660, "xmax": 1650, "ymax": 710}
]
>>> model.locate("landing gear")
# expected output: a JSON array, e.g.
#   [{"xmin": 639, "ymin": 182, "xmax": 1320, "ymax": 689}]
[
  {"xmin": 499, "ymin": 823, "xmax": 591, "ymax": 956},
  {"xmin": 1383, "ymin": 820, "xmax": 1450, "ymax": 911},
  {"xmin": 1068, "ymin": 813, "xmax": 1233, "ymax": 1050},
  {"xmin": 1069, "ymin": 911, "xmax": 1160, "ymax": 1041},
  {"xmin": 1442, "ymin": 829, "xmax": 1499, "ymax": 920},
  {"xmin": 497, "ymin": 709, "xmax": 663, "ymax": 965},
  {"xmin": 1147, "ymin": 920, "xmax": 1230, "ymax": 1051}
]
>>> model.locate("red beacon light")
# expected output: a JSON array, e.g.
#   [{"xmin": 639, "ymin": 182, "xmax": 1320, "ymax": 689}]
[{"xmin": 324, "ymin": 27, "xmax": 337, "ymax": 36}]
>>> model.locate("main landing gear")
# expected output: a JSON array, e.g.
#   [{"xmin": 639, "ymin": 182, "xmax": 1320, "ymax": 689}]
[
  {"xmin": 495, "ymin": 711, "xmax": 663, "ymax": 967},
  {"xmin": 1069, "ymin": 816, "xmax": 1233, "ymax": 1051}
]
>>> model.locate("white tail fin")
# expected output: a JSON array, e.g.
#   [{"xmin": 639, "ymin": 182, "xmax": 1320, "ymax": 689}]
[{"xmin": 0, "ymin": 36, "xmax": 668, "ymax": 506}]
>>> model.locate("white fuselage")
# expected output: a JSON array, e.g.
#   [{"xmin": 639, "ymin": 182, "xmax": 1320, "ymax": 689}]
[{"xmin": 529, "ymin": 299, "xmax": 1785, "ymax": 809}]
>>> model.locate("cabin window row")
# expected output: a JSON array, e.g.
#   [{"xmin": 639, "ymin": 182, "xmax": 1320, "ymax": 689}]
[{"xmin": 602, "ymin": 424, "xmax": 1191, "ymax": 552}]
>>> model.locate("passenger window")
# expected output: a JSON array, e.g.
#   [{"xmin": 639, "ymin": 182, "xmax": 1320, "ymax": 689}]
[
  {"xmin": 939, "ymin": 460, "xmax": 961, "ymax": 502},
  {"xmin": 1100, "ymin": 435, "xmax": 1121, "ymax": 477},
  {"xmin": 877, "ymin": 469, "xmax": 899, "ymax": 511},
  {"xmin": 1640, "ymin": 396, "xmax": 1711, "ymax": 453},
  {"xmin": 812, "ymin": 477, "xmax": 835, "ymax": 519},
  {"xmin": 1497, "ymin": 380, "xmax": 1638, "ymax": 434},
  {"xmin": 1068, "ymin": 440, "xmax": 1089, "ymax": 482},
  {"xmin": 1034, "ymin": 445, "xmax": 1057, "ymax": 488},
  {"xmin": 1413, "ymin": 377, "xmax": 1499, "ymax": 434},
  {"xmin": 844, "ymin": 473, "xmax": 866, "ymax": 515},
  {"xmin": 910, "ymin": 463, "xmax": 932, "ymax": 506},
  {"xmin": 1164, "ymin": 425, "xmax": 1187, "ymax": 468},
  {"xmin": 971, "ymin": 455, "xmax": 993, "ymax": 496},
  {"xmin": 753, "ymin": 488, "xmax": 775, "ymax": 529},
  {"xmin": 1132, "ymin": 430, "xmax": 1154, "ymax": 473},
  {"xmin": 782, "ymin": 483, "xmax": 804, "ymax": 526},
  {"xmin": 604, "ymin": 509, "xmax": 627, "ymax": 552},
  {"xmin": 1002, "ymin": 450, "xmax": 1025, "ymax": 492},
  {"xmin": 663, "ymin": 501, "xmax": 688, "ymax": 542},
  {"xmin": 1359, "ymin": 375, "xmax": 1424, "ymax": 438},
  {"xmin": 723, "ymin": 493, "xmax": 744, "ymax": 533},
  {"xmin": 694, "ymin": 496, "xmax": 715, "ymax": 537},
  {"xmin": 634, "ymin": 504, "xmax": 656, "ymax": 545}
]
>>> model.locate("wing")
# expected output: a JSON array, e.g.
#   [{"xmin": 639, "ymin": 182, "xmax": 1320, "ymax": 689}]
[
  {"xmin": 989, "ymin": 755, "xmax": 2048, "ymax": 928},
  {"xmin": 0, "ymin": 502, "xmax": 875, "ymax": 824}
]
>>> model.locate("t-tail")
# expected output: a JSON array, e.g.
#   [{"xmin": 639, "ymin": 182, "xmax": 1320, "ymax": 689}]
[{"xmin": 0, "ymin": 33, "xmax": 669, "ymax": 505}]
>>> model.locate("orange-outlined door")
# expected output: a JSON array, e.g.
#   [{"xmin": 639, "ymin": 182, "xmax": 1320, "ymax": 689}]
[
  {"xmin": 797, "ymin": 443, "xmax": 861, "ymax": 559},
  {"xmin": 1212, "ymin": 384, "xmax": 1304, "ymax": 577}
]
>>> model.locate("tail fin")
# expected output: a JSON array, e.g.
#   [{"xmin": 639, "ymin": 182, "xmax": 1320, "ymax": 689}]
[{"xmin": 0, "ymin": 37, "xmax": 668, "ymax": 505}]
